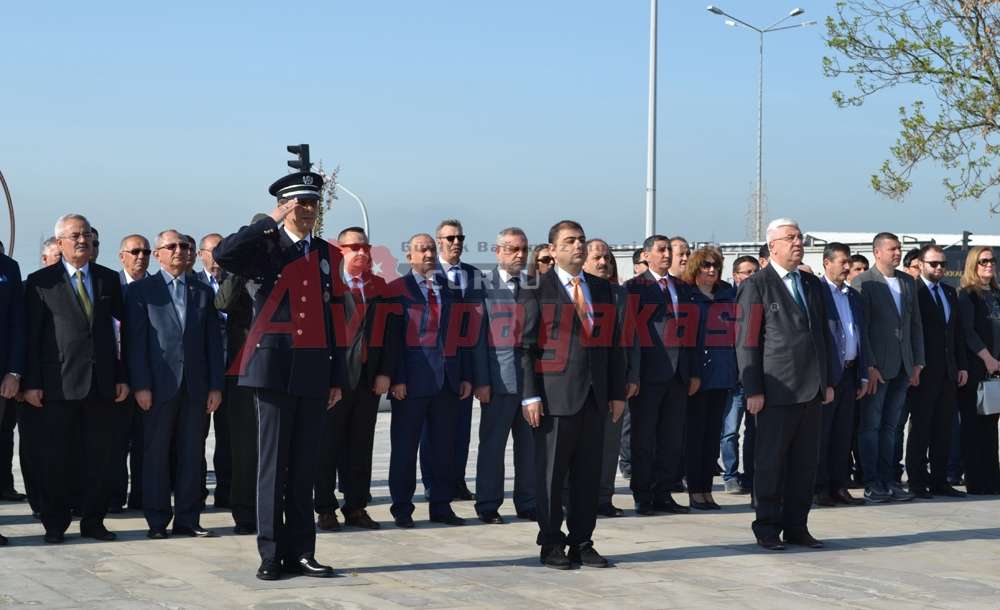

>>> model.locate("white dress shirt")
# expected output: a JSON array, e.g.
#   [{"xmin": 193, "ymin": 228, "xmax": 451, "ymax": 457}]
[
  {"xmin": 439, "ymin": 257, "xmax": 466, "ymax": 295},
  {"xmin": 768, "ymin": 259, "xmax": 806, "ymax": 307},
  {"xmin": 647, "ymin": 269, "xmax": 678, "ymax": 310}
]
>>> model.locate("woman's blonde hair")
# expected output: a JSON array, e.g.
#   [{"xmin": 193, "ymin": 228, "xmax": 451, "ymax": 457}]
[{"xmin": 960, "ymin": 246, "xmax": 1000, "ymax": 291}]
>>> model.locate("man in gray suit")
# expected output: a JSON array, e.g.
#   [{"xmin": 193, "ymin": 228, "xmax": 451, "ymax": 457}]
[
  {"xmin": 736, "ymin": 218, "xmax": 832, "ymax": 551},
  {"xmin": 473, "ymin": 227, "xmax": 536, "ymax": 524},
  {"xmin": 851, "ymin": 232, "xmax": 924, "ymax": 503},
  {"xmin": 126, "ymin": 229, "xmax": 224, "ymax": 539}
]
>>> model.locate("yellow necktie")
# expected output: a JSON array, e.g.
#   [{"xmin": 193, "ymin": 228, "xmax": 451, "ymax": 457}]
[
  {"xmin": 571, "ymin": 277, "xmax": 591, "ymax": 332},
  {"xmin": 75, "ymin": 270, "xmax": 93, "ymax": 321}
]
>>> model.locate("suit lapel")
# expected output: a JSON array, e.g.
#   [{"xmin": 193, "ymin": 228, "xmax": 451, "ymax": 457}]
[
  {"xmin": 871, "ymin": 269, "xmax": 902, "ymax": 323},
  {"xmin": 764, "ymin": 264, "xmax": 808, "ymax": 326},
  {"xmin": 59, "ymin": 266, "xmax": 91, "ymax": 328},
  {"xmin": 156, "ymin": 275, "xmax": 184, "ymax": 333}
]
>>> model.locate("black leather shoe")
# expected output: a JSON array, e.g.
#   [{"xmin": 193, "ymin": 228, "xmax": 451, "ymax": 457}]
[
  {"xmin": 540, "ymin": 545, "xmax": 573, "ymax": 570},
  {"xmin": 233, "ymin": 523, "xmax": 256, "ymax": 535},
  {"xmin": 568, "ymin": 543, "xmax": 611, "ymax": 568},
  {"xmin": 784, "ymin": 531, "xmax": 825, "ymax": 549},
  {"xmin": 932, "ymin": 485, "xmax": 967, "ymax": 498},
  {"xmin": 44, "ymin": 532, "xmax": 65, "ymax": 544},
  {"xmin": 172, "ymin": 525, "xmax": 216, "ymax": 538},
  {"xmin": 214, "ymin": 499, "xmax": 231, "ymax": 510},
  {"xmin": 813, "ymin": 493, "xmax": 835, "ymax": 507},
  {"xmin": 477, "ymin": 511, "xmax": 504, "ymax": 524},
  {"xmin": 756, "ymin": 535, "xmax": 784, "ymax": 551},
  {"xmin": 670, "ymin": 481, "xmax": 686, "ymax": 493},
  {"xmin": 690, "ymin": 500, "xmax": 715, "ymax": 511},
  {"xmin": 0, "ymin": 532, "xmax": 7, "ymax": 546},
  {"xmin": 316, "ymin": 511, "xmax": 341, "ymax": 532},
  {"xmin": 345, "ymin": 509, "xmax": 380, "ymax": 529},
  {"xmin": 653, "ymin": 496, "xmax": 690, "ymax": 514},
  {"xmin": 81, "ymin": 526, "xmax": 117, "ymax": 541},
  {"xmin": 284, "ymin": 556, "xmax": 335, "ymax": 577},
  {"xmin": 833, "ymin": 488, "xmax": 865, "ymax": 505},
  {"xmin": 596, "ymin": 503, "xmax": 625, "ymax": 518},
  {"xmin": 107, "ymin": 505, "xmax": 124, "ymax": 514},
  {"xmin": 430, "ymin": 513, "xmax": 466, "ymax": 526},
  {"xmin": 453, "ymin": 483, "xmax": 476, "ymax": 501},
  {"xmin": 0, "ymin": 489, "xmax": 26, "ymax": 502},
  {"xmin": 394, "ymin": 516, "xmax": 415, "ymax": 529},
  {"xmin": 911, "ymin": 486, "xmax": 934, "ymax": 499},
  {"xmin": 516, "ymin": 510, "xmax": 536, "ymax": 521},
  {"xmin": 256, "ymin": 559, "xmax": 281, "ymax": 581},
  {"xmin": 635, "ymin": 501, "xmax": 656, "ymax": 515},
  {"xmin": 146, "ymin": 528, "xmax": 169, "ymax": 540}
]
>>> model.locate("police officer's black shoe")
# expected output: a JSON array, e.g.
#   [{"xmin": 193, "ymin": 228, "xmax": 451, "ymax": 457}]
[
  {"xmin": 256, "ymin": 559, "xmax": 281, "ymax": 580},
  {"xmin": 233, "ymin": 523, "xmax": 256, "ymax": 535},
  {"xmin": 284, "ymin": 556, "xmax": 335, "ymax": 577}
]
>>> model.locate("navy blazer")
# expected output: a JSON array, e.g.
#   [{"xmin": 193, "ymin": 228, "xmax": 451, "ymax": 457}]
[
  {"xmin": 125, "ymin": 272, "xmax": 224, "ymax": 405},
  {"xmin": 388, "ymin": 271, "xmax": 469, "ymax": 398},
  {"xmin": 0, "ymin": 254, "xmax": 25, "ymax": 377},
  {"xmin": 820, "ymin": 278, "xmax": 869, "ymax": 388},
  {"xmin": 623, "ymin": 271, "xmax": 696, "ymax": 385},
  {"xmin": 440, "ymin": 259, "xmax": 490, "ymax": 389}
]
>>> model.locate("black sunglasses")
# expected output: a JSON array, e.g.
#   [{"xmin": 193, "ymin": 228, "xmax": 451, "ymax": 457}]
[
  {"xmin": 160, "ymin": 242, "xmax": 193, "ymax": 252},
  {"xmin": 925, "ymin": 260, "xmax": 946, "ymax": 269},
  {"xmin": 537, "ymin": 256, "xmax": 554, "ymax": 265},
  {"xmin": 123, "ymin": 248, "xmax": 151, "ymax": 257},
  {"xmin": 978, "ymin": 258, "xmax": 995, "ymax": 266},
  {"xmin": 700, "ymin": 261, "xmax": 722, "ymax": 270},
  {"xmin": 442, "ymin": 235, "xmax": 465, "ymax": 243},
  {"xmin": 341, "ymin": 243, "xmax": 371, "ymax": 252}
]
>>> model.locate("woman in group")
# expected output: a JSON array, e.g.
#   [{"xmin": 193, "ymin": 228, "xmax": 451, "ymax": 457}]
[
  {"xmin": 956, "ymin": 246, "xmax": 1000, "ymax": 494},
  {"xmin": 682, "ymin": 247, "xmax": 738, "ymax": 510},
  {"xmin": 527, "ymin": 244, "xmax": 553, "ymax": 279}
]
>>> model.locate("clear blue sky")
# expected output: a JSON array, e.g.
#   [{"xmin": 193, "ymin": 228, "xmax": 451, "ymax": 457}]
[{"xmin": 1, "ymin": 1, "xmax": 993, "ymax": 271}]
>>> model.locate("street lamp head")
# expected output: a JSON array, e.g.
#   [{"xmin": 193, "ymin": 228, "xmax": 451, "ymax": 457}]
[
  {"xmin": 707, "ymin": 5, "xmax": 725, "ymax": 15},
  {"xmin": 789, "ymin": 7, "xmax": 805, "ymax": 16}
]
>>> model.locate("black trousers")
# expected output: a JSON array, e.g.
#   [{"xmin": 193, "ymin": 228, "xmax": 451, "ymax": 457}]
[
  {"xmin": 629, "ymin": 376, "xmax": 687, "ymax": 503},
  {"xmin": 474, "ymin": 393, "xmax": 536, "ymax": 514},
  {"xmin": 956, "ymin": 380, "xmax": 1000, "ymax": 493},
  {"xmin": 38, "ymin": 394, "xmax": 116, "ymax": 535},
  {"xmin": 109, "ymin": 398, "xmax": 143, "ymax": 508},
  {"xmin": 752, "ymin": 401, "xmax": 821, "ymax": 540},
  {"xmin": 255, "ymin": 389, "xmax": 324, "ymax": 563},
  {"xmin": 0, "ymin": 400, "xmax": 15, "ymax": 492},
  {"xmin": 389, "ymin": 388, "xmax": 458, "ymax": 520},
  {"xmin": 420, "ymin": 394, "xmax": 474, "ymax": 495},
  {"xmin": 225, "ymin": 377, "xmax": 257, "ymax": 527},
  {"xmin": 906, "ymin": 368, "xmax": 957, "ymax": 490},
  {"xmin": 816, "ymin": 371, "xmax": 858, "ymax": 493},
  {"xmin": 16, "ymin": 401, "xmax": 42, "ymax": 513},
  {"xmin": 535, "ymin": 393, "xmax": 604, "ymax": 548},
  {"xmin": 315, "ymin": 378, "xmax": 380, "ymax": 515},
  {"xmin": 142, "ymin": 386, "xmax": 209, "ymax": 530},
  {"xmin": 684, "ymin": 389, "xmax": 727, "ymax": 493}
]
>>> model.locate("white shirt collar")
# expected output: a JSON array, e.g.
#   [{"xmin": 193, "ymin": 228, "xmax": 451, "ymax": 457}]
[
  {"xmin": 921, "ymin": 276, "xmax": 940, "ymax": 289},
  {"xmin": 554, "ymin": 264, "xmax": 584, "ymax": 287},
  {"xmin": 63, "ymin": 259, "xmax": 90, "ymax": 277},
  {"xmin": 769, "ymin": 259, "xmax": 795, "ymax": 278},
  {"xmin": 122, "ymin": 269, "xmax": 143, "ymax": 284},
  {"xmin": 411, "ymin": 269, "xmax": 435, "ymax": 286},
  {"xmin": 647, "ymin": 268, "xmax": 672, "ymax": 285},
  {"xmin": 498, "ymin": 268, "xmax": 526, "ymax": 284},
  {"xmin": 283, "ymin": 226, "xmax": 311, "ymax": 247},
  {"xmin": 439, "ymin": 256, "xmax": 461, "ymax": 272}
]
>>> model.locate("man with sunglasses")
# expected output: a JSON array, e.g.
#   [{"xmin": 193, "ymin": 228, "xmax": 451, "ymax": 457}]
[
  {"xmin": 419, "ymin": 219, "xmax": 485, "ymax": 502},
  {"xmin": 314, "ymin": 227, "xmax": 393, "ymax": 532},
  {"xmin": 907, "ymin": 244, "xmax": 968, "ymax": 498},
  {"xmin": 108, "ymin": 235, "xmax": 152, "ymax": 514},
  {"xmin": 213, "ymin": 167, "xmax": 344, "ymax": 580}
]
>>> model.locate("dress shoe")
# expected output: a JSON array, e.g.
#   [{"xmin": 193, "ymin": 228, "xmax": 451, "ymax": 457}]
[
  {"xmin": 233, "ymin": 523, "xmax": 256, "ymax": 535},
  {"xmin": 910, "ymin": 486, "xmax": 933, "ymax": 500},
  {"xmin": 214, "ymin": 499, "xmax": 231, "ymax": 510},
  {"xmin": 516, "ymin": 510, "xmax": 536, "ymax": 521},
  {"xmin": 316, "ymin": 511, "xmax": 342, "ymax": 532},
  {"xmin": 477, "ymin": 511, "xmax": 504, "ymax": 524},
  {"xmin": 635, "ymin": 501, "xmax": 656, "ymax": 516},
  {"xmin": 888, "ymin": 483, "xmax": 913, "ymax": 501},
  {"xmin": 931, "ymin": 485, "xmax": 967, "ymax": 498},
  {"xmin": 596, "ymin": 503, "xmax": 625, "ymax": 518},
  {"xmin": 756, "ymin": 535, "xmax": 784, "ymax": 551},
  {"xmin": 44, "ymin": 532, "xmax": 65, "ymax": 544},
  {"xmin": 813, "ymin": 492, "xmax": 834, "ymax": 507},
  {"xmin": 146, "ymin": 528, "xmax": 169, "ymax": 540},
  {"xmin": 864, "ymin": 485, "xmax": 891, "ymax": 503},
  {"xmin": 172, "ymin": 525, "xmax": 216, "ymax": 538},
  {"xmin": 690, "ymin": 499, "xmax": 716, "ymax": 511},
  {"xmin": 784, "ymin": 530, "xmax": 825, "ymax": 549},
  {"xmin": 81, "ymin": 526, "xmax": 117, "ymax": 541},
  {"xmin": 0, "ymin": 489, "xmax": 26, "ymax": 502},
  {"xmin": 345, "ymin": 509, "xmax": 380, "ymax": 529},
  {"xmin": 833, "ymin": 488, "xmax": 865, "ymax": 505},
  {"xmin": 539, "ymin": 545, "xmax": 573, "ymax": 570},
  {"xmin": 284, "ymin": 556, "xmax": 335, "ymax": 578},
  {"xmin": 70, "ymin": 507, "xmax": 82, "ymax": 518},
  {"xmin": 256, "ymin": 559, "xmax": 282, "ymax": 581},
  {"xmin": 946, "ymin": 475, "xmax": 964, "ymax": 487},
  {"xmin": 0, "ymin": 532, "xmax": 7, "ymax": 546},
  {"xmin": 568, "ymin": 543, "xmax": 611, "ymax": 568},
  {"xmin": 453, "ymin": 483, "xmax": 476, "ymax": 501},
  {"xmin": 653, "ymin": 497, "xmax": 690, "ymax": 514},
  {"xmin": 429, "ymin": 513, "xmax": 466, "ymax": 526},
  {"xmin": 394, "ymin": 515, "xmax": 415, "ymax": 529},
  {"xmin": 670, "ymin": 481, "xmax": 687, "ymax": 493},
  {"xmin": 107, "ymin": 505, "xmax": 124, "ymax": 514}
]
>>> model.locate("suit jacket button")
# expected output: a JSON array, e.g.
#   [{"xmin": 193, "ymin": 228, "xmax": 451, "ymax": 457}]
[
  {"xmin": 301, "ymin": 296, "xmax": 307, "ymax": 302},
  {"xmin": 299, "ymin": 313, "xmax": 306, "ymax": 318},
  {"xmin": 302, "ymin": 280, "xmax": 309, "ymax": 286},
  {"xmin": 297, "ymin": 329, "xmax": 303, "ymax": 335}
]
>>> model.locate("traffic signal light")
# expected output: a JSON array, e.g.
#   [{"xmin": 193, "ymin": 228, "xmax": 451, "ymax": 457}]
[{"xmin": 287, "ymin": 144, "xmax": 311, "ymax": 172}]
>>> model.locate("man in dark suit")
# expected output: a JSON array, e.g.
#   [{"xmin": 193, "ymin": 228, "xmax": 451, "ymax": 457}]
[
  {"xmin": 127, "ymin": 229, "xmax": 224, "ymax": 539},
  {"xmin": 214, "ymin": 168, "xmax": 344, "ymax": 580},
  {"xmin": 473, "ymin": 227, "xmax": 536, "ymax": 524},
  {"xmin": 196, "ymin": 232, "xmax": 232, "ymax": 510},
  {"xmin": 815, "ymin": 243, "xmax": 868, "ymax": 507},
  {"xmin": 24, "ymin": 213, "xmax": 130, "ymax": 543},
  {"xmin": 521, "ymin": 220, "xmax": 626, "ymax": 569},
  {"xmin": 624, "ymin": 235, "xmax": 696, "ymax": 515},
  {"xmin": 851, "ymin": 232, "xmax": 925, "ymax": 503},
  {"xmin": 314, "ymin": 226, "xmax": 393, "ymax": 531},
  {"xmin": 0, "ymin": 248, "xmax": 25, "ymax": 544},
  {"xmin": 388, "ymin": 233, "xmax": 472, "ymax": 528},
  {"xmin": 418, "ymin": 218, "xmax": 484, "ymax": 502},
  {"xmin": 736, "ymin": 218, "xmax": 832, "ymax": 551},
  {"xmin": 908, "ymin": 244, "xmax": 968, "ymax": 498},
  {"xmin": 108, "ymin": 234, "xmax": 151, "ymax": 513}
]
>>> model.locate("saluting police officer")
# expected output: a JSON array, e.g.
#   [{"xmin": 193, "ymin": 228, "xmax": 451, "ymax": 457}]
[{"xmin": 213, "ymin": 163, "xmax": 345, "ymax": 581}]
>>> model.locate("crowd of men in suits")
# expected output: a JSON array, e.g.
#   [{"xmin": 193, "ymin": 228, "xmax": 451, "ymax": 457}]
[{"xmin": 0, "ymin": 197, "xmax": 997, "ymax": 577}]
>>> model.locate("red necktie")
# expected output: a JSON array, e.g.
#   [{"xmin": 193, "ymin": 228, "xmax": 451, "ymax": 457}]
[{"xmin": 425, "ymin": 279, "xmax": 440, "ymax": 337}]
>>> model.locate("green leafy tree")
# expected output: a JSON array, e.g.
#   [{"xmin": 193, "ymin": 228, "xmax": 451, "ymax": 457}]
[{"xmin": 824, "ymin": 1, "xmax": 1000, "ymax": 210}]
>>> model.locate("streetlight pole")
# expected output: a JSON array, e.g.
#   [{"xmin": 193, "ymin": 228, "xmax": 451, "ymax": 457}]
[
  {"xmin": 333, "ymin": 183, "xmax": 371, "ymax": 240},
  {"xmin": 706, "ymin": 6, "xmax": 815, "ymax": 241},
  {"xmin": 645, "ymin": 0, "xmax": 657, "ymax": 237}
]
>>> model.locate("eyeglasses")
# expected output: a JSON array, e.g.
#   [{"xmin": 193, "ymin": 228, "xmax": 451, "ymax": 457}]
[
  {"xmin": 159, "ymin": 242, "xmax": 193, "ymax": 252},
  {"xmin": 441, "ymin": 235, "xmax": 465, "ymax": 243},
  {"xmin": 122, "ymin": 248, "xmax": 151, "ymax": 257},
  {"xmin": 925, "ymin": 260, "xmax": 946, "ymax": 269},
  {"xmin": 500, "ymin": 245, "xmax": 529, "ymax": 254},
  {"xmin": 59, "ymin": 231, "xmax": 94, "ymax": 242},
  {"xmin": 773, "ymin": 234, "xmax": 804, "ymax": 244},
  {"xmin": 700, "ymin": 261, "xmax": 722, "ymax": 270},
  {"xmin": 978, "ymin": 258, "xmax": 995, "ymax": 266},
  {"xmin": 341, "ymin": 243, "xmax": 371, "ymax": 253},
  {"xmin": 537, "ymin": 256, "xmax": 554, "ymax": 265}
]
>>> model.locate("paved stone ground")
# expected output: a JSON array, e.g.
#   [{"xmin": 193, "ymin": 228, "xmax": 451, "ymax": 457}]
[{"xmin": 0, "ymin": 409, "xmax": 999, "ymax": 609}]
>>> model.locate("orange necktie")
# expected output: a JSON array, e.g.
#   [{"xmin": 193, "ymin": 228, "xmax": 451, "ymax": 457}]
[{"xmin": 571, "ymin": 277, "xmax": 591, "ymax": 332}]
